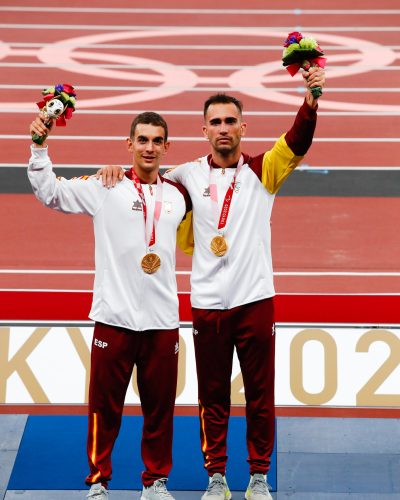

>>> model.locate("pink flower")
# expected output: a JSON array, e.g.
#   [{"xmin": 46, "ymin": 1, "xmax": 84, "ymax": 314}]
[{"xmin": 284, "ymin": 31, "xmax": 303, "ymax": 47}]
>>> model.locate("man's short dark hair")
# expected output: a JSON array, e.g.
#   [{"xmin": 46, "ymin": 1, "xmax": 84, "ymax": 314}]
[
  {"xmin": 203, "ymin": 93, "xmax": 243, "ymax": 118},
  {"xmin": 130, "ymin": 112, "xmax": 168, "ymax": 141}
]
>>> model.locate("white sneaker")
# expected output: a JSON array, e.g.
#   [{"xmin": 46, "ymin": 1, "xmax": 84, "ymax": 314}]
[
  {"xmin": 141, "ymin": 478, "xmax": 175, "ymax": 499},
  {"xmin": 86, "ymin": 483, "xmax": 109, "ymax": 499},
  {"xmin": 245, "ymin": 473, "xmax": 272, "ymax": 500},
  {"xmin": 201, "ymin": 473, "xmax": 232, "ymax": 500}
]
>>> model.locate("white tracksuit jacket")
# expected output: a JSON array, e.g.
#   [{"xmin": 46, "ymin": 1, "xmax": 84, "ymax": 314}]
[
  {"xmin": 167, "ymin": 154, "xmax": 278, "ymax": 309},
  {"xmin": 170, "ymin": 100, "xmax": 317, "ymax": 309},
  {"xmin": 28, "ymin": 145, "xmax": 190, "ymax": 331}
]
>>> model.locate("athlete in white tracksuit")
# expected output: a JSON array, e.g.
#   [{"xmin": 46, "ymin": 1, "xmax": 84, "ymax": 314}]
[
  {"xmin": 167, "ymin": 98, "xmax": 318, "ymax": 482},
  {"xmin": 165, "ymin": 68, "xmax": 325, "ymax": 499},
  {"xmin": 28, "ymin": 111, "xmax": 191, "ymax": 500}
]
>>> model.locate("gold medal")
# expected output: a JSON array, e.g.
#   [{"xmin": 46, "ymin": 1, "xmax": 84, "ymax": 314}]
[
  {"xmin": 211, "ymin": 235, "xmax": 228, "ymax": 257},
  {"xmin": 141, "ymin": 253, "xmax": 161, "ymax": 274}
]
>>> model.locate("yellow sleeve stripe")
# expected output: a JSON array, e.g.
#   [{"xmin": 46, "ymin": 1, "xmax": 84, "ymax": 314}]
[
  {"xmin": 176, "ymin": 210, "xmax": 194, "ymax": 256},
  {"xmin": 261, "ymin": 134, "xmax": 304, "ymax": 194}
]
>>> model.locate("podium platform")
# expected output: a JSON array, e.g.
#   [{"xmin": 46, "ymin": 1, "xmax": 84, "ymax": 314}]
[{"xmin": 7, "ymin": 415, "xmax": 277, "ymax": 492}]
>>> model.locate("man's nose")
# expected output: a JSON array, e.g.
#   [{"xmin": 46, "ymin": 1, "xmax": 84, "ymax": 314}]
[{"xmin": 219, "ymin": 122, "xmax": 228, "ymax": 134}]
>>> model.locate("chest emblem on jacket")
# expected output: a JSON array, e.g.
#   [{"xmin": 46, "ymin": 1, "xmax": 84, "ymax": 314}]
[
  {"xmin": 203, "ymin": 186, "xmax": 210, "ymax": 197},
  {"xmin": 132, "ymin": 199, "xmax": 143, "ymax": 211},
  {"xmin": 164, "ymin": 201, "xmax": 172, "ymax": 213}
]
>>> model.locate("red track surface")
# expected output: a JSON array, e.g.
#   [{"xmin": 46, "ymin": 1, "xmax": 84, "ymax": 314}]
[
  {"xmin": 2, "ymin": 195, "xmax": 400, "ymax": 293},
  {"xmin": 1, "ymin": 1, "xmax": 400, "ymax": 295}
]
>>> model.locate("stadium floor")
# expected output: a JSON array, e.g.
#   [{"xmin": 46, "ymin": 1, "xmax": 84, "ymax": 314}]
[{"xmin": 1, "ymin": 414, "xmax": 399, "ymax": 499}]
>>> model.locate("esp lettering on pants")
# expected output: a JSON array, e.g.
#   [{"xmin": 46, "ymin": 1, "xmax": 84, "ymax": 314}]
[{"xmin": 94, "ymin": 338, "xmax": 108, "ymax": 349}]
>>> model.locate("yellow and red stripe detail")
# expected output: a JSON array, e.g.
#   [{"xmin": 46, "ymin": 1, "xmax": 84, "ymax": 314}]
[
  {"xmin": 199, "ymin": 399, "xmax": 212, "ymax": 467},
  {"xmin": 90, "ymin": 412, "xmax": 101, "ymax": 483}
]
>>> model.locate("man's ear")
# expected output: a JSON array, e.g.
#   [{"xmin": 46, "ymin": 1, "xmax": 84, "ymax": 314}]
[
  {"xmin": 163, "ymin": 140, "xmax": 171, "ymax": 153},
  {"xmin": 240, "ymin": 122, "xmax": 247, "ymax": 137},
  {"xmin": 202, "ymin": 125, "xmax": 208, "ymax": 139},
  {"xmin": 126, "ymin": 137, "xmax": 133, "ymax": 152}
]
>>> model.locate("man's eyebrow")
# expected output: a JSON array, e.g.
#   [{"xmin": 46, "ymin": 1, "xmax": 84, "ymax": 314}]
[
  {"xmin": 209, "ymin": 116, "xmax": 237, "ymax": 123},
  {"xmin": 137, "ymin": 135, "xmax": 164, "ymax": 141}
]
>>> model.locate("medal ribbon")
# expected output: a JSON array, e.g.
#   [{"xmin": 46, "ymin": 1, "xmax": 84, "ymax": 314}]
[
  {"xmin": 130, "ymin": 169, "xmax": 162, "ymax": 250},
  {"xmin": 209, "ymin": 155, "xmax": 244, "ymax": 233}
]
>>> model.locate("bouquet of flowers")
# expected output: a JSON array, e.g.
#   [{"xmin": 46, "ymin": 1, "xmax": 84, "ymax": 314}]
[
  {"xmin": 282, "ymin": 32, "xmax": 326, "ymax": 98},
  {"xmin": 32, "ymin": 83, "xmax": 77, "ymax": 145}
]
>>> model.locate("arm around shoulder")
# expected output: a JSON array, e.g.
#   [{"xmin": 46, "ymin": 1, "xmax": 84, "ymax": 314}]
[{"xmin": 163, "ymin": 161, "xmax": 194, "ymax": 185}]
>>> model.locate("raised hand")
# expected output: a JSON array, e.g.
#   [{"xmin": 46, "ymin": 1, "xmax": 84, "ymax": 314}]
[{"xmin": 30, "ymin": 112, "xmax": 54, "ymax": 147}]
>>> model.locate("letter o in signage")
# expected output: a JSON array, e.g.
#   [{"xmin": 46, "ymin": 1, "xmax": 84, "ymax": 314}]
[{"xmin": 290, "ymin": 329, "xmax": 338, "ymax": 405}]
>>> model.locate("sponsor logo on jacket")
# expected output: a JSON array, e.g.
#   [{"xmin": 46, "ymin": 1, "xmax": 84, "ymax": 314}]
[{"xmin": 132, "ymin": 199, "xmax": 143, "ymax": 211}]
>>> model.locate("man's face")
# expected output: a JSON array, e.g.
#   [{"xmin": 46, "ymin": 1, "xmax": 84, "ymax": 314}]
[
  {"xmin": 202, "ymin": 103, "xmax": 247, "ymax": 156},
  {"xmin": 127, "ymin": 123, "xmax": 169, "ymax": 172}
]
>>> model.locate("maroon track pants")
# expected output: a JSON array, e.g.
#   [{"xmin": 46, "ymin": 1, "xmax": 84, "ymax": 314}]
[
  {"xmin": 192, "ymin": 297, "xmax": 275, "ymax": 476},
  {"xmin": 85, "ymin": 322, "xmax": 179, "ymax": 487}
]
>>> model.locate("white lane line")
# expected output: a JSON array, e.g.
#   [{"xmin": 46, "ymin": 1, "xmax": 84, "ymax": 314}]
[
  {"xmin": 0, "ymin": 47, "xmax": 306, "ymax": 52},
  {"xmin": 5, "ymin": 43, "xmax": 400, "ymax": 51},
  {"xmin": 2, "ymin": 109, "xmax": 400, "ymax": 117},
  {"xmin": 2, "ymin": 135, "xmax": 400, "ymax": 142},
  {"xmin": 1, "ymin": 24, "xmax": 400, "ymax": 32},
  {"xmin": 6, "ymin": 42, "xmax": 400, "ymax": 50},
  {"xmin": 295, "ymin": 166, "xmax": 400, "ymax": 171},
  {"xmin": 0, "ymin": 163, "xmax": 111, "ymax": 168},
  {"xmin": 1, "ymin": 7, "xmax": 400, "ymax": 14},
  {"xmin": 2, "ymin": 80, "xmax": 400, "ymax": 94},
  {"xmin": 2, "ymin": 164, "xmax": 400, "ymax": 171},
  {"xmin": 0, "ymin": 269, "xmax": 187, "ymax": 275},
  {"xmin": 1, "ymin": 270, "xmax": 400, "ymax": 277},
  {"xmin": 0, "ymin": 270, "xmax": 94, "ymax": 274},
  {"xmin": 275, "ymin": 272, "xmax": 400, "ymax": 277},
  {"xmin": 0, "ymin": 288, "xmax": 93, "ymax": 293},
  {"xmin": 6, "ymin": 46, "xmax": 400, "ymax": 59},
  {"xmin": 2, "ymin": 83, "xmax": 400, "ymax": 94}
]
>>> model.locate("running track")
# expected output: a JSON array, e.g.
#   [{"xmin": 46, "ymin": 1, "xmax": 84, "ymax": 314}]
[{"xmin": 1, "ymin": 0, "xmax": 400, "ymax": 298}]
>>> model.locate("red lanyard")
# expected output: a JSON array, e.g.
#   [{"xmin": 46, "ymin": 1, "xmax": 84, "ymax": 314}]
[
  {"xmin": 130, "ymin": 169, "xmax": 162, "ymax": 249},
  {"xmin": 209, "ymin": 155, "xmax": 244, "ymax": 232}
]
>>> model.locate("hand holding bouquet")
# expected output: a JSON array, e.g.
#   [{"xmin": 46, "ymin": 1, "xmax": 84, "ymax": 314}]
[
  {"xmin": 32, "ymin": 83, "xmax": 77, "ymax": 145},
  {"xmin": 282, "ymin": 32, "xmax": 326, "ymax": 98}
]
